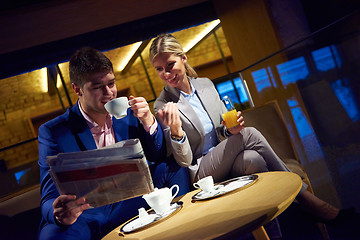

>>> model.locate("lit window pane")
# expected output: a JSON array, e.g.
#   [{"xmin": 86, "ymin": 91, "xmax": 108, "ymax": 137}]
[
  {"xmin": 252, "ymin": 68, "xmax": 271, "ymax": 92},
  {"xmin": 277, "ymin": 57, "xmax": 309, "ymax": 86},
  {"xmin": 331, "ymin": 45, "xmax": 342, "ymax": 67},
  {"xmin": 233, "ymin": 77, "xmax": 248, "ymax": 102},
  {"xmin": 287, "ymin": 98, "xmax": 313, "ymax": 138},
  {"xmin": 312, "ymin": 46, "xmax": 336, "ymax": 71},
  {"xmin": 216, "ymin": 81, "xmax": 239, "ymax": 104},
  {"xmin": 331, "ymin": 79, "xmax": 360, "ymax": 122},
  {"xmin": 267, "ymin": 67, "xmax": 277, "ymax": 88}
]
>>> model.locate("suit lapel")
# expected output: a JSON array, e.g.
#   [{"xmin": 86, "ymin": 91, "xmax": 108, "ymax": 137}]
[
  {"xmin": 192, "ymin": 79, "xmax": 219, "ymax": 126},
  {"xmin": 77, "ymin": 128, "xmax": 97, "ymax": 150},
  {"xmin": 70, "ymin": 103, "xmax": 97, "ymax": 151}
]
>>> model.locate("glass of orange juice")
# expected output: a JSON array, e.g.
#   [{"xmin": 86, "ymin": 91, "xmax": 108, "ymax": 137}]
[{"xmin": 222, "ymin": 96, "xmax": 239, "ymax": 129}]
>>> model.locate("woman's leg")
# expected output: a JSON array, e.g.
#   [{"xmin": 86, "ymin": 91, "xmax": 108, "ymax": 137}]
[
  {"xmin": 240, "ymin": 127, "xmax": 290, "ymax": 171},
  {"xmin": 197, "ymin": 127, "xmax": 341, "ymax": 221},
  {"xmin": 196, "ymin": 127, "xmax": 290, "ymax": 182},
  {"xmin": 297, "ymin": 189, "xmax": 339, "ymax": 220},
  {"xmin": 237, "ymin": 129, "xmax": 340, "ymax": 221},
  {"xmin": 230, "ymin": 150, "xmax": 268, "ymax": 177}
]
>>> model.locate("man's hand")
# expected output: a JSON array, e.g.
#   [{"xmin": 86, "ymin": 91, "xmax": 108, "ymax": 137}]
[
  {"xmin": 157, "ymin": 102, "xmax": 183, "ymax": 138},
  {"xmin": 129, "ymin": 96, "xmax": 154, "ymax": 127},
  {"xmin": 53, "ymin": 195, "xmax": 90, "ymax": 225}
]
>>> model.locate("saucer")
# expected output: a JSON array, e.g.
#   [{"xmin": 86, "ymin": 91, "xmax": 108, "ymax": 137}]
[
  {"xmin": 120, "ymin": 202, "xmax": 183, "ymax": 233},
  {"xmin": 192, "ymin": 175, "xmax": 258, "ymax": 201},
  {"xmin": 192, "ymin": 185, "xmax": 224, "ymax": 200}
]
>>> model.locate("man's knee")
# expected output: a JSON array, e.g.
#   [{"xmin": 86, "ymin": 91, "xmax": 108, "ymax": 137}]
[
  {"xmin": 39, "ymin": 220, "xmax": 91, "ymax": 240},
  {"xmin": 150, "ymin": 160, "xmax": 190, "ymax": 195}
]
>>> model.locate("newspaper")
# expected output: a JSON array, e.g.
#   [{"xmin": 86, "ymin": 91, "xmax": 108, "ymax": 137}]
[{"xmin": 47, "ymin": 139, "xmax": 154, "ymax": 208}]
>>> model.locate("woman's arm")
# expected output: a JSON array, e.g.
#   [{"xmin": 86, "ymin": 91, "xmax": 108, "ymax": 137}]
[{"xmin": 154, "ymin": 100, "xmax": 192, "ymax": 167}]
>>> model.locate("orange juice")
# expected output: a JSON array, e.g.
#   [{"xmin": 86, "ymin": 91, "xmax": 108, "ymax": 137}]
[{"xmin": 222, "ymin": 109, "xmax": 239, "ymax": 129}]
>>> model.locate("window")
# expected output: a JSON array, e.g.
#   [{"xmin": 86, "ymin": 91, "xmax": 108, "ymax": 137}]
[
  {"xmin": 312, "ymin": 45, "xmax": 341, "ymax": 71},
  {"xmin": 251, "ymin": 68, "xmax": 273, "ymax": 92},
  {"xmin": 277, "ymin": 57, "xmax": 309, "ymax": 86},
  {"xmin": 331, "ymin": 79, "xmax": 360, "ymax": 122},
  {"xmin": 216, "ymin": 77, "xmax": 248, "ymax": 104}
]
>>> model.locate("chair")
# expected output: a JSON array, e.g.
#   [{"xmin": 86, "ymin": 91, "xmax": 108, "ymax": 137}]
[
  {"xmin": 241, "ymin": 100, "xmax": 330, "ymax": 240},
  {"xmin": 0, "ymin": 185, "xmax": 41, "ymax": 240}
]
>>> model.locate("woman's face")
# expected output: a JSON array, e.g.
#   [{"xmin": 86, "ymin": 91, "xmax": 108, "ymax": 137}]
[{"xmin": 152, "ymin": 53, "xmax": 187, "ymax": 89}]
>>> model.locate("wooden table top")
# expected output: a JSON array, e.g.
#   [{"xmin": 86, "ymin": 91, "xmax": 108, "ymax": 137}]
[{"xmin": 103, "ymin": 171, "xmax": 302, "ymax": 240}]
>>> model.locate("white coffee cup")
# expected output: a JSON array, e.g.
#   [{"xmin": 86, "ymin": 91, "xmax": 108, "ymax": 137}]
[
  {"xmin": 193, "ymin": 176, "xmax": 215, "ymax": 193},
  {"xmin": 104, "ymin": 97, "xmax": 129, "ymax": 119},
  {"xmin": 142, "ymin": 185, "xmax": 179, "ymax": 215}
]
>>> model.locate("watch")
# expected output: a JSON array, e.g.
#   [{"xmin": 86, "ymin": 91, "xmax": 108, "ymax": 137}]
[
  {"xmin": 225, "ymin": 128, "xmax": 232, "ymax": 137},
  {"xmin": 171, "ymin": 131, "xmax": 184, "ymax": 141}
]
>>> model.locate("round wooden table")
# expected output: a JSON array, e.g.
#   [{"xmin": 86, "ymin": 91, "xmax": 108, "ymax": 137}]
[{"xmin": 103, "ymin": 171, "xmax": 302, "ymax": 240}]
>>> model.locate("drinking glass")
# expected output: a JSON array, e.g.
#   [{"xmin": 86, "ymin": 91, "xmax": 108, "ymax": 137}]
[{"xmin": 222, "ymin": 96, "xmax": 239, "ymax": 129}]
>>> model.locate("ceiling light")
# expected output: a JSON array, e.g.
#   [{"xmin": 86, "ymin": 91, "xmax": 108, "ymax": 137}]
[
  {"xmin": 116, "ymin": 41, "xmax": 142, "ymax": 72},
  {"xmin": 183, "ymin": 19, "xmax": 221, "ymax": 52},
  {"xmin": 40, "ymin": 67, "xmax": 48, "ymax": 92}
]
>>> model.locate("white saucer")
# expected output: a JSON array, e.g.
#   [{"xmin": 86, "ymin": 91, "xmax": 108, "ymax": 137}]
[
  {"xmin": 192, "ymin": 185, "xmax": 224, "ymax": 200},
  {"xmin": 221, "ymin": 179, "xmax": 253, "ymax": 192},
  {"xmin": 121, "ymin": 202, "xmax": 183, "ymax": 233},
  {"xmin": 122, "ymin": 213, "xmax": 159, "ymax": 233},
  {"xmin": 192, "ymin": 175, "xmax": 258, "ymax": 201}
]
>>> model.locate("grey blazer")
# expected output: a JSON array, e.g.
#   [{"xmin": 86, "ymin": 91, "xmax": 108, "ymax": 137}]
[{"xmin": 154, "ymin": 77, "xmax": 228, "ymax": 170}]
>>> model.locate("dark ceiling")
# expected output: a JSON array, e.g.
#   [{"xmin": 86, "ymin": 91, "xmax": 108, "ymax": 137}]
[
  {"xmin": 0, "ymin": 0, "xmax": 358, "ymax": 80},
  {"xmin": 0, "ymin": 1, "xmax": 216, "ymax": 80},
  {"xmin": 0, "ymin": 0, "xmax": 51, "ymax": 12}
]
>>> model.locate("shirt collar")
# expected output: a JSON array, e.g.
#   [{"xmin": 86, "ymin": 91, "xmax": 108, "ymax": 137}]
[
  {"xmin": 180, "ymin": 80, "xmax": 196, "ymax": 98},
  {"xmin": 78, "ymin": 101, "xmax": 112, "ymax": 132}
]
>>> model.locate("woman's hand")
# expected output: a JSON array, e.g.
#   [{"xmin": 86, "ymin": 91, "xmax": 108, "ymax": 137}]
[
  {"xmin": 157, "ymin": 102, "xmax": 183, "ymax": 138},
  {"xmin": 129, "ymin": 96, "xmax": 155, "ymax": 127},
  {"xmin": 53, "ymin": 195, "xmax": 90, "ymax": 225},
  {"xmin": 222, "ymin": 111, "xmax": 245, "ymax": 135}
]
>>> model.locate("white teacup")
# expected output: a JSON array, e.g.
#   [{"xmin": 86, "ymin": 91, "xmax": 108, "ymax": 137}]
[
  {"xmin": 193, "ymin": 176, "xmax": 215, "ymax": 193},
  {"xmin": 104, "ymin": 97, "xmax": 129, "ymax": 119},
  {"xmin": 142, "ymin": 185, "xmax": 179, "ymax": 215}
]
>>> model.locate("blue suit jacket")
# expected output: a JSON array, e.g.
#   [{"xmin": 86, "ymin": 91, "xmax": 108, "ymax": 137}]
[{"xmin": 38, "ymin": 102, "xmax": 165, "ymax": 225}]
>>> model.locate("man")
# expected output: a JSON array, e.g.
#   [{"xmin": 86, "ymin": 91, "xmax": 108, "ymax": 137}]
[{"xmin": 38, "ymin": 47, "xmax": 189, "ymax": 239}]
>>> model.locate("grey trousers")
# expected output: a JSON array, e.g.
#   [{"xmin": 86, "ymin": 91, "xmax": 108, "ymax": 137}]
[{"xmin": 193, "ymin": 127, "xmax": 307, "ymax": 192}]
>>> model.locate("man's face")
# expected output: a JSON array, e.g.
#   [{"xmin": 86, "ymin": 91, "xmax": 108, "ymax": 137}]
[{"xmin": 73, "ymin": 71, "xmax": 117, "ymax": 116}]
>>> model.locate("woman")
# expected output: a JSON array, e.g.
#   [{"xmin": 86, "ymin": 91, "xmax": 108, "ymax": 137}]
[{"xmin": 150, "ymin": 33, "xmax": 349, "ymax": 223}]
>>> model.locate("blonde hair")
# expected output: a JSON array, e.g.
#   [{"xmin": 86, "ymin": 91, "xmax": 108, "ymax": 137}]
[{"xmin": 149, "ymin": 33, "xmax": 198, "ymax": 78}]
